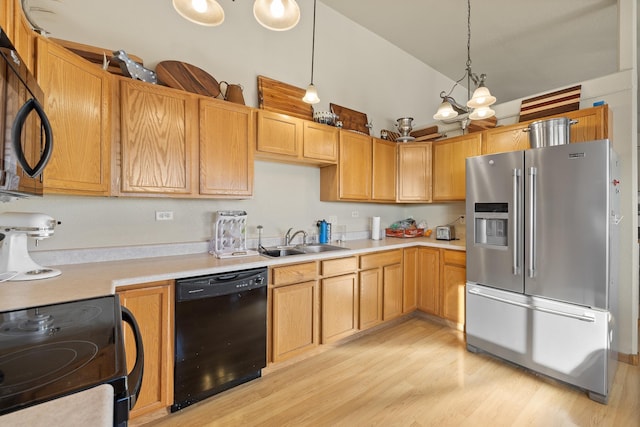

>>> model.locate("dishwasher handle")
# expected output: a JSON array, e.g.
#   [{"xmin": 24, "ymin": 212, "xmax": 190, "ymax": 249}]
[{"xmin": 176, "ymin": 268, "xmax": 268, "ymax": 302}]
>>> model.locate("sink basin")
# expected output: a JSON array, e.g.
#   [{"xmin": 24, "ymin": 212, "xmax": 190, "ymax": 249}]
[
  {"xmin": 297, "ymin": 244, "xmax": 349, "ymax": 253},
  {"xmin": 260, "ymin": 247, "xmax": 306, "ymax": 258}
]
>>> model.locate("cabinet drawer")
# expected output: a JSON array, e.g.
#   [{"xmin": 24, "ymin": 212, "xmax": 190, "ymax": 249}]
[
  {"xmin": 321, "ymin": 256, "xmax": 357, "ymax": 277},
  {"xmin": 359, "ymin": 250, "xmax": 402, "ymax": 270},
  {"xmin": 271, "ymin": 262, "xmax": 318, "ymax": 286},
  {"xmin": 443, "ymin": 249, "xmax": 466, "ymax": 266}
]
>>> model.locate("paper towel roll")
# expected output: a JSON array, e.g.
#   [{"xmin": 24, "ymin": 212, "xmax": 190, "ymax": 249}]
[{"xmin": 371, "ymin": 216, "xmax": 381, "ymax": 240}]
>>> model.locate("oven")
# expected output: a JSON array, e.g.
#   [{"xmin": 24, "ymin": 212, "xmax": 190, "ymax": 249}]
[
  {"xmin": 0, "ymin": 295, "xmax": 144, "ymax": 426},
  {"xmin": 173, "ymin": 267, "xmax": 267, "ymax": 412}
]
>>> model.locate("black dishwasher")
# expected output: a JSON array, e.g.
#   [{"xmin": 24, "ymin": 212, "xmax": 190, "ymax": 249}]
[{"xmin": 172, "ymin": 267, "xmax": 267, "ymax": 412}]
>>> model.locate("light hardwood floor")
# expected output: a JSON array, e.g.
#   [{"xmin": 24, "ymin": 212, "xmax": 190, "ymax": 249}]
[{"xmin": 146, "ymin": 316, "xmax": 639, "ymax": 426}]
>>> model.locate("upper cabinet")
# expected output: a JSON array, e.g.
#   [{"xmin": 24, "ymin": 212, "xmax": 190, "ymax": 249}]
[
  {"xmin": 372, "ymin": 138, "xmax": 397, "ymax": 202},
  {"xmin": 118, "ymin": 79, "xmax": 198, "ymax": 196},
  {"xmin": 397, "ymin": 142, "xmax": 432, "ymax": 203},
  {"xmin": 320, "ymin": 130, "xmax": 372, "ymax": 201},
  {"xmin": 199, "ymin": 98, "xmax": 255, "ymax": 198},
  {"xmin": 36, "ymin": 37, "xmax": 113, "ymax": 196},
  {"xmin": 432, "ymin": 133, "xmax": 482, "ymax": 201},
  {"xmin": 256, "ymin": 110, "xmax": 338, "ymax": 165},
  {"xmin": 483, "ymin": 105, "xmax": 611, "ymax": 155}
]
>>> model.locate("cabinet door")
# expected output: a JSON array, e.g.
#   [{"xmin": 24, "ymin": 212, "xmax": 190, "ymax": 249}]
[
  {"xmin": 339, "ymin": 131, "xmax": 372, "ymax": 200},
  {"xmin": 371, "ymin": 138, "xmax": 396, "ymax": 201},
  {"xmin": 303, "ymin": 121, "xmax": 338, "ymax": 163},
  {"xmin": 12, "ymin": 0, "xmax": 34, "ymax": 70},
  {"xmin": 417, "ymin": 247, "xmax": 440, "ymax": 315},
  {"xmin": 359, "ymin": 268, "xmax": 382, "ymax": 330},
  {"xmin": 402, "ymin": 247, "xmax": 418, "ymax": 313},
  {"xmin": 118, "ymin": 281, "xmax": 174, "ymax": 419},
  {"xmin": 119, "ymin": 80, "xmax": 198, "ymax": 195},
  {"xmin": 441, "ymin": 250, "xmax": 466, "ymax": 328},
  {"xmin": 321, "ymin": 273, "xmax": 358, "ymax": 343},
  {"xmin": 199, "ymin": 99, "xmax": 254, "ymax": 197},
  {"xmin": 565, "ymin": 105, "xmax": 610, "ymax": 142},
  {"xmin": 483, "ymin": 123, "xmax": 530, "ymax": 155},
  {"xmin": 256, "ymin": 110, "xmax": 302, "ymax": 158},
  {"xmin": 382, "ymin": 263, "xmax": 403, "ymax": 321},
  {"xmin": 432, "ymin": 133, "xmax": 482, "ymax": 201},
  {"xmin": 271, "ymin": 281, "xmax": 318, "ymax": 362},
  {"xmin": 441, "ymin": 263, "xmax": 466, "ymax": 327},
  {"xmin": 37, "ymin": 38, "xmax": 112, "ymax": 195},
  {"xmin": 397, "ymin": 142, "xmax": 432, "ymax": 202}
]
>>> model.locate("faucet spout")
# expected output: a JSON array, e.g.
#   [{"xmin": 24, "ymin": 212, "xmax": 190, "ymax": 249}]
[{"xmin": 285, "ymin": 228, "xmax": 307, "ymax": 246}]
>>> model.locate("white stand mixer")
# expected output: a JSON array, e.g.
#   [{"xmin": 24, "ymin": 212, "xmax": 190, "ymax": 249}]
[{"xmin": 0, "ymin": 212, "xmax": 61, "ymax": 281}]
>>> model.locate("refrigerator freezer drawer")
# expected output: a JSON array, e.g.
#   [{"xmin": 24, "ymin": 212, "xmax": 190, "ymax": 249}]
[{"xmin": 466, "ymin": 284, "xmax": 612, "ymax": 399}]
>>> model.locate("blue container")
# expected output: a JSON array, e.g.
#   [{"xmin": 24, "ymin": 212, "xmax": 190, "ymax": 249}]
[{"xmin": 317, "ymin": 220, "xmax": 328, "ymax": 244}]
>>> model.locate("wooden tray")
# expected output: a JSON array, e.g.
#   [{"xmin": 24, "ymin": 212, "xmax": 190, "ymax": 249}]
[
  {"xmin": 257, "ymin": 75, "xmax": 313, "ymax": 120},
  {"xmin": 156, "ymin": 60, "xmax": 221, "ymax": 97},
  {"xmin": 50, "ymin": 38, "xmax": 144, "ymax": 76},
  {"xmin": 330, "ymin": 103, "xmax": 370, "ymax": 135},
  {"xmin": 518, "ymin": 85, "xmax": 581, "ymax": 122}
]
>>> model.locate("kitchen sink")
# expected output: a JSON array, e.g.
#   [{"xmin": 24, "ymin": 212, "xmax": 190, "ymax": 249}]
[
  {"xmin": 260, "ymin": 244, "xmax": 350, "ymax": 258},
  {"xmin": 261, "ymin": 247, "xmax": 306, "ymax": 258},
  {"xmin": 296, "ymin": 244, "xmax": 349, "ymax": 253}
]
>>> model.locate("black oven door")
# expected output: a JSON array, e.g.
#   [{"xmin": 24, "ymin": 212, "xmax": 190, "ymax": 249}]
[{"xmin": 0, "ymin": 27, "xmax": 53, "ymax": 200}]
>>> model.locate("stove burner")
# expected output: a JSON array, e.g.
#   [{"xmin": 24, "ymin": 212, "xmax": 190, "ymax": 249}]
[
  {"xmin": 0, "ymin": 304, "xmax": 103, "ymax": 336},
  {"xmin": 0, "ymin": 340, "xmax": 99, "ymax": 398}
]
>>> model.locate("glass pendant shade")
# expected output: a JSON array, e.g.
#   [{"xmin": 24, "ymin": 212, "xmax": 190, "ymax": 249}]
[
  {"xmin": 253, "ymin": 0, "xmax": 301, "ymax": 31},
  {"xmin": 469, "ymin": 106, "xmax": 495, "ymax": 120},
  {"xmin": 433, "ymin": 101, "xmax": 458, "ymax": 120},
  {"xmin": 467, "ymin": 85, "xmax": 497, "ymax": 108},
  {"xmin": 173, "ymin": 0, "xmax": 224, "ymax": 26},
  {"xmin": 302, "ymin": 83, "xmax": 320, "ymax": 104}
]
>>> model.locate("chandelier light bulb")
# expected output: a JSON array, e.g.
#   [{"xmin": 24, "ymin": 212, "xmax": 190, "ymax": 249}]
[
  {"xmin": 270, "ymin": 0, "xmax": 285, "ymax": 18},
  {"xmin": 192, "ymin": 0, "xmax": 207, "ymax": 13},
  {"xmin": 467, "ymin": 85, "xmax": 497, "ymax": 109},
  {"xmin": 433, "ymin": 101, "xmax": 458, "ymax": 120},
  {"xmin": 302, "ymin": 83, "xmax": 320, "ymax": 104},
  {"xmin": 173, "ymin": 0, "xmax": 224, "ymax": 26},
  {"xmin": 469, "ymin": 106, "xmax": 495, "ymax": 120}
]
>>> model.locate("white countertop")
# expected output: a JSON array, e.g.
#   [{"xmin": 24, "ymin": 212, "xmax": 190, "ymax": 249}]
[{"xmin": 0, "ymin": 236, "xmax": 465, "ymax": 312}]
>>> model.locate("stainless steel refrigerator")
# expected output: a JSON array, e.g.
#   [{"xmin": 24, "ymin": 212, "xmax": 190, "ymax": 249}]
[{"xmin": 465, "ymin": 139, "xmax": 620, "ymax": 403}]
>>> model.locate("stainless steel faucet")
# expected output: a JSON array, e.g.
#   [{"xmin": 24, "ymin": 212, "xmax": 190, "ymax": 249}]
[{"xmin": 285, "ymin": 228, "xmax": 307, "ymax": 246}]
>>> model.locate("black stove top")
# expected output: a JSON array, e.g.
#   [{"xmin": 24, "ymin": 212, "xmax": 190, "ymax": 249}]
[{"xmin": 0, "ymin": 295, "xmax": 128, "ymax": 416}]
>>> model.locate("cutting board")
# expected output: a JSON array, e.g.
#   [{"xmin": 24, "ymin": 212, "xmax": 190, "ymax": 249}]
[
  {"xmin": 329, "ymin": 103, "xmax": 370, "ymax": 135},
  {"xmin": 50, "ymin": 38, "xmax": 144, "ymax": 76},
  {"xmin": 257, "ymin": 75, "xmax": 313, "ymax": 120},
  {"xmin": 156, "ymin": 60, "xmax": 221, "ymax": 97}
]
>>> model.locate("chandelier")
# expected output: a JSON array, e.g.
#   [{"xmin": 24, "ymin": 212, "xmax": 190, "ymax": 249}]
[{"xmin": 433, "ymin": 0, "xmax": 496, "ymax": 124}]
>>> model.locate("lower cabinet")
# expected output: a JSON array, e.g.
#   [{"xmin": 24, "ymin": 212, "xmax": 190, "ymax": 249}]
[
  {"xmin": 269, "ymin": 261, "xmax": 319, "ymax": 363},
  {"xmin": 359, "ymin": 250, "xmax": 403, "ymax": 329},
  {"xmin": 417, "ymin": 247, "xmax": 440, "ymax": 315},
  {"xmin": 321, "ymin": 273, "xmax": 358, "ymax": 343},
  {"xmin": 440, "ymin": 250, "xmax": 467, "ymax": 328},
  {"xmin": 117, "ymin": 281, "xmax": 174, "ymax": 420},
  {"xmin": 359, "ymin": 268, "xmax": 383, "ymax": 330}
]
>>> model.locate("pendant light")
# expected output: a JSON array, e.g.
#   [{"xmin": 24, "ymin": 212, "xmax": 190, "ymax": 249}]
[
  {"xmin": 254, "ymin": 0, "xmax": 301, "ymax": 31},
  {"xmin": 433, "ymin": 0, "xmax": 495, "ymax": 122},
  {"xmin": 302, "ymin": 0, "xmax": 320, "ymax": 104},
  {"xmin": 172, "ymin": 0, "xmax": 225, "ymax": 26}
]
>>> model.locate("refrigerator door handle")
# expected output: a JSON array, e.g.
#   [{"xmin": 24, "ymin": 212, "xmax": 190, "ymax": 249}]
[
  {"xmin": 512, "ymin": 168, "xmax": 521, "ymax": 275},
  {"xmin": 528, "ymin": 167, "xmax": 537, "ymax": 278},
  {"xmin": 469, "ymin": 287, "xmax": 597, "ymax": 323}
]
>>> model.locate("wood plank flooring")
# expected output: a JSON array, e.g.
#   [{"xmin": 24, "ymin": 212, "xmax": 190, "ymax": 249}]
[{"xmin": 145, "ymin": 315, "xmax": 639, "ymax": 427}]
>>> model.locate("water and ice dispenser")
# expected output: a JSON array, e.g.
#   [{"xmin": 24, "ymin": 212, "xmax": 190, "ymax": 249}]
[{"xmin": 474, "ymin": 203, "xmax": 508, "ymax": 248}]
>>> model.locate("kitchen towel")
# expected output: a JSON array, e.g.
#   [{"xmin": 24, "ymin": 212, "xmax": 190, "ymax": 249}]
[{"xmin": 371, "ymin": 216, "xmax": 381, "ymax": 240}]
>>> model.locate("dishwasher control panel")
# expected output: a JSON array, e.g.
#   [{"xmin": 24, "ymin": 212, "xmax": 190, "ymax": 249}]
[{"xmin": 176, "ymin": 267, "xmax": 268, "ymax": 302}]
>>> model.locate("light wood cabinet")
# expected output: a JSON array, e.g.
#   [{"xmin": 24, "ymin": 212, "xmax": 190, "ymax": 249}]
[
  {"xmin": 36, "ymin": 37, "xmax": 113, "ymax": 195},
  {"xmin": 432, "ymin": 133, "xmax": 482, "ymax": 201},
  {"xmin": 482, "ymin": 105, "xmax": 612, "ymax": 155},
  {"xmin": 402, "ymin": 247, "xmax": 418, "ymax": 313},
  {"xmin": 118, "ymin": 79, "xmax": 198, "ymax": 196},
  {"xmin": 256, "ymin": 110, "xmax": 338, "ymax": 165},
  {"xmin": 269, "ymin": 261, "xmax": 319, "ymax": 363},
  {"xmin": 338, "ymin": 130, "xmax": 372, "ymax": 200},
  {"xmin": 372, "ymin": 138, "xmax": 397, "ymax": 201},
  {"xmin": 11, "ymin": 0, "xmax": 35, "ymax": 70},
  {"xmin": 397, "ymin": 142, "xmax": 432, "ymax": 202},
  {"xmin": 440, "ymin": 250, "xmax": 466, "ymax": 329},
  {"xmin": 417, "ymin": 247, "xmax": 440, "ymax": 315},
  {"xmin": 117, "ymin": 281, "xmax": 174, "ymax": 420},
  {"xmin": 199, "ymin": 98, "xmax": 254, "ymax": 197},
  {"xmin": 359, "ymin": 249, "xmax": 403, "ymax": 328},
  {"xmin": 321, "ymin": 272, "xmax": 358, "ymax": 343}
]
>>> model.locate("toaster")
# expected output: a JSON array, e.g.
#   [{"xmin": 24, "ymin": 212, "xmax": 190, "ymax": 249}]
[{"xmin": 435, "ymin": 225, "xmax": 456, "ymax": 241}]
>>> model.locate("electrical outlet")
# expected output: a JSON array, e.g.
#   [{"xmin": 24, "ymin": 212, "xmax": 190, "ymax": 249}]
[
  {"xmin": 351, "ymin": 211, "xmax": 359, "ymax": 218},
  {"xmin": 459, "ymin": 215, "xmax": 465, "ymax": 224},
  {"xmin": 328, "ymin": 215, "xmax": 338, "ymax": 224},
  {"xmin": 155, "ymin": 211, "xmax": 174, "ymax": 221}
]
